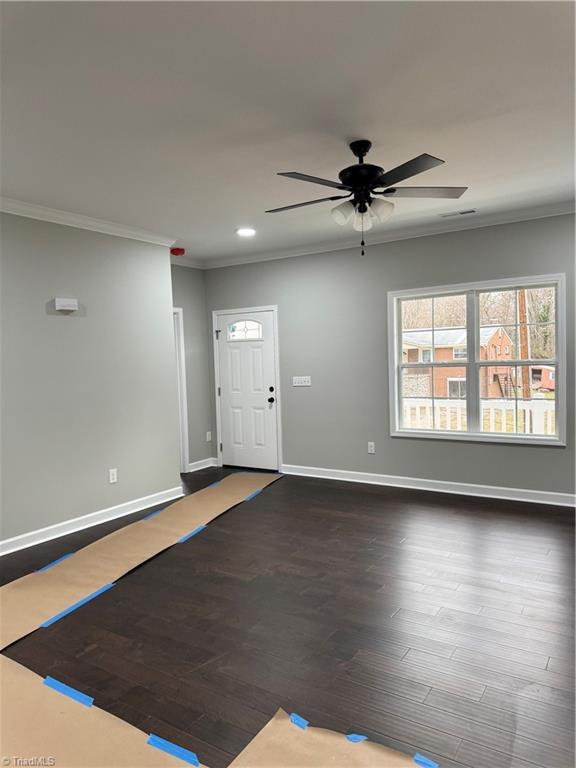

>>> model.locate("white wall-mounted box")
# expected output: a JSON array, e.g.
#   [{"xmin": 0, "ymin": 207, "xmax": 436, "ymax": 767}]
[{"xmin": 55, "ymin": 297, "xmax": 79, "ymax": 312}]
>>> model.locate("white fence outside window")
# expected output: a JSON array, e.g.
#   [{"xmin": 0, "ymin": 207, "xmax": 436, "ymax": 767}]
[{"xmin": 402, "ymin": 397, "xmax": 556, "ymax": 435}]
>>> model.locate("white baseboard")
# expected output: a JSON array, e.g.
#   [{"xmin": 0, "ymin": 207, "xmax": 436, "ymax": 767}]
[
  {"xmin": 280, "ymin": 464, "xmax": 575, "ymax": 508},
  {"xmin": 185, "ymin": 457, "xmax": 218, "ymax": 473},
  {"xmin": 0, "ymin": 486, "xmax": 184, "ymax": 557}
]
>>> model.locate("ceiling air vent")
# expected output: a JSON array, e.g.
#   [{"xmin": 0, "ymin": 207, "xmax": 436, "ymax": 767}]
[{"xmin": 438, "ymin": 209, "xmax": 477, "ymax": 218}]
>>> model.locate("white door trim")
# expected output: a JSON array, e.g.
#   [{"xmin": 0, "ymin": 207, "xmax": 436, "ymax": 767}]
[
  {"xmin": 212, "ymin": 305, "xmax": 283, "ymax": 470},
  {"xmin": 173, "ymin": 308, "xmax": 189, "ymax": 473}
]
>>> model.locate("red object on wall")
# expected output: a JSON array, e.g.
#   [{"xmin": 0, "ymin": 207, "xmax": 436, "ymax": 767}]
[{"xmin": 171, "ymin": 247, "xmax": 185, "ymax": 257}]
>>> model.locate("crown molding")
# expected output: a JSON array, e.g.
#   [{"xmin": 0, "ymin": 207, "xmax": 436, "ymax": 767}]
[
  {"xmin": 0, "ymin": 197, "xmax": 176, "ymax": 247},
  {"xmin": 3, "ymin": 197, "xmax": 572, "ymax": 269},
  {"xmin": 178, "ymin": 202, "xmax": 574, "ymax": 270},
  {"xmin": 170, "ymin": 255, "xmax": 205, "ymax": 269}
]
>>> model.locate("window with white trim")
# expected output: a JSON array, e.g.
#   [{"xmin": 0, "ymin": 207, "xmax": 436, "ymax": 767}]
[
  {"xmin": 448, "ymin": 378, "xmax": 466, "ymax": 399},
  {"xmin": 388, "ymin": 275, "xmax": 564, "ymax": 444},
  {"xmin": 453, "ymin": 346, "xmax": 467, "ymax": 360}
]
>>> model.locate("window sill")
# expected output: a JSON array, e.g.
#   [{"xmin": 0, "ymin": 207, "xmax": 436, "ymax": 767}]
[{"xmin": 391, "ymin": 429, "xmax": 565, "ymax": 447}]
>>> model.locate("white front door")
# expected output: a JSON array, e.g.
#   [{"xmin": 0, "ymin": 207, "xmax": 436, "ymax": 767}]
[{"xmin": 216, "ymin": 309, "xmax": 279, "ymax": 470}]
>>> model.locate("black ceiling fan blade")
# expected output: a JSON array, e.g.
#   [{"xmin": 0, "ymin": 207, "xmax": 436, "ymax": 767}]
[
  {"xmin": 266, "ymin": 194, "xmax": 350, "ymax": 213},
  {"xmin": 378, "ymin": 186, "xmax": 468, "ymax": 199},
  {"xmin": 375, "ymin": 153, "xmax": 445, "ymax": 188},
  {"xmin": 278, "ymin": 172, "xmax": 348, "ymax": 190}
]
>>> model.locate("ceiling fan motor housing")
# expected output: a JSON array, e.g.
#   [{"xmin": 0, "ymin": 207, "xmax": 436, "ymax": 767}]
[
  {"xmin": 339, "ymin": 139, "xmax": 382, "ymax": 212},
  {"xmin": 340, "ymin": 142, "xmax": 385, "ymax": 212},
  {"xmin": 338, "ymin": 163, "xmax": 385, "ymax": 190}
]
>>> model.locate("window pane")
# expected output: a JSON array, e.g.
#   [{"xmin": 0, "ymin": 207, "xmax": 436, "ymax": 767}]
[
  {"xmin": 402, "ymin": 331, "xmax": 432, "ymax": 363},
  {"xmin": 435, "ymin": 367, "xmax": 467, "ymax": 431},
  {"xmin": 401, "ymin": 297, "xmax": 432, "ymax": 330},
  {"xmin": 401, "ymin": 367, "xmax": 433, "ymax": 429},
  {"xmin": 480, "ymin": 326, "xmax": 517, "ymax": 360},
  {"xmin": 517, "ymin": 366, "xmax": 556, "ymax": 436},
  {"xmin": 479, "ymin": 290, "xmax": 516, "ymax": 326},
  {"xmin": 480, "ymin": 365, "xmax": 516, "ymax": 399},
  {"xmin": 433, "ymin": 294, "xmax": 466, "ymax": 328},
  {"xmin": 433, "ymin": 327, "xmax": 466, "ymax": 361},
  {"xmin": 526, "ymin": 324, "xmax": 555, "ymax": 359},
  {"xmin": 526, "ymin": 286, "xmax": 555, "ymax": 324},
  {"xmin": 480, "ymin": 365, "xmax": 516, "ymax": 434},
  {"xmin": 432, "ymin": 294, "xmax": 467, "ymax": 361}
]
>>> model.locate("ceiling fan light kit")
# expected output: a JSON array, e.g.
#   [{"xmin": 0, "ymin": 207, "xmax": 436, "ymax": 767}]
[
  {"xmin": 353, "ymin": 210, "xmax": 372, "ymax": 233},
  {"xmin": 369, "ymin": 196, "xmax": 395, "ymax": 223},
  {"xmin": 267, "ymin": 139, "xmax": 468, "ymax": 255},
  {"xmin": 330, "ymin": 199, "xmax": 355, "ymax": 225}
]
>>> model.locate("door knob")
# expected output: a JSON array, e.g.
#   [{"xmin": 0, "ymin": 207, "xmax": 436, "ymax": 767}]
[{"xmin": 267, "ymin": 397, "xmax": 275, "ymax": 403}]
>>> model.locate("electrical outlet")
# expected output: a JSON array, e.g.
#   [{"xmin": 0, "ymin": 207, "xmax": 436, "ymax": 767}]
[
  {"xmin": 108, "ymin": 468, "xmax": 118, "ymax": 484},
  {"xmin": 206, "ymin": 431, "xmax": 212, "ymax": 442},
  {"xmin": 367, "ymin": 442, "xmax": 376, "ymax": 455}
]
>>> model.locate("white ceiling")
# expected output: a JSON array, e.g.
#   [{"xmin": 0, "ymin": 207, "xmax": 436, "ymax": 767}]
[{"xmin": 1, "ymin": 2, "xmax": 574, "ymax": 267}]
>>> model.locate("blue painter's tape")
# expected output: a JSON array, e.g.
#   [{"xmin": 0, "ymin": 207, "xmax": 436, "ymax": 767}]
[
  {"xmin": 346, "ymin": 733, "xmax": 368, "ymax": 743},
  {"xmin": 207, "ymin": 480, "xmax": 221, "ymax": 488},
  {"xmin": 244, "ymin": 489, "xmax": 262, "ymax": 502},
  {"xmin": 40, "ymin": 583, "xmax": 115, "ymax": 627},
  {"xmin": 36, "ymin": 553, "xmax": 74, "ymax": 572},
  {"xmin": 289, "ymin": 712, "xmax": 309, "ymax": 730},
  {"xmin": 178, "ymin": 525, "xmax": 207, "ymax": 544},
  {"xmin": 147, "ymin": 734, "xmax": 199, "ymax": 766},
  {"xmin": 142, "ymin": 509, "xmax": 163, "ymax": 520},
  {"xmin": 414, "ymin": 754, "xmax": 439, "ymax": 768},
  {"xmin": 43, "ymin": 676, "xmax": 94, "ymax": 707}
]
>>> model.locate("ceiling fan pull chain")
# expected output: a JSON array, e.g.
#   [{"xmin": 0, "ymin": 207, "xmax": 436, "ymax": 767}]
[{"xmin": 360, "ymin": 213, "xmax": 366, "ymax": 256}]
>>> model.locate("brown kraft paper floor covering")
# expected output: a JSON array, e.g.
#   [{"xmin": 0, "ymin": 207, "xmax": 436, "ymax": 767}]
[{"xmin": 0, "ymin": 472, "xmax": 427, "ymax": 767}]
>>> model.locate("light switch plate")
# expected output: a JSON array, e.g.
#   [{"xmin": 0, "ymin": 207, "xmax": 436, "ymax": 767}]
[{"xmin": 292, "ymin": 376, "xmax": 311, "ymax": 387}]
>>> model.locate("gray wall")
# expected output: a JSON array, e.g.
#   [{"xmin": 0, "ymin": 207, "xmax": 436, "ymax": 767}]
[
  {"xmin": 171, "ymin": 265, "xmax": 215, "ymax": 462},
  {"xmin": 204, "ymin": 215, "xmax": 575, "ymax": 495},
  {"xmin": 1, "ymin": 214, "xmax": 182, "ymax": 539}
]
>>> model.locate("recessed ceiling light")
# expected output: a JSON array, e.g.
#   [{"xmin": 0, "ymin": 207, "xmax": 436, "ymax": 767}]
[{"xmin": 236, "ymin": 227, "xmax": 256, "ymax": 238}]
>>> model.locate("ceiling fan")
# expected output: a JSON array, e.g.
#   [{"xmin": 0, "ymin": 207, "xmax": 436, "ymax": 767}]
[{"xmin": 266, "ymin": 140, "xmax": 468, "ymax": 253}]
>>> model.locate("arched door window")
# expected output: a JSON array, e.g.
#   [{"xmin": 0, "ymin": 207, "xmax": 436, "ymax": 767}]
[{"xmin": 227, "ymin": 319, "xmax": 263, "ymax": 341}]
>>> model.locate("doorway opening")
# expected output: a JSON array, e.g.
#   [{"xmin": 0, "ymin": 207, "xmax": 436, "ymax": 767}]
[{"xmin": 173, "ymin": 307, "xmax": 189, "ymax": 473}]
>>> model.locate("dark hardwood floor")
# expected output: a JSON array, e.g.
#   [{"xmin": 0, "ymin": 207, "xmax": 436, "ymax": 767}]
[{"xmin": 2, "ymin": 470, "xmax": 574, "ymax": 768}]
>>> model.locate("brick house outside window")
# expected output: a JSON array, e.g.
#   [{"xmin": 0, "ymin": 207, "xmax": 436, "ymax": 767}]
[{"xmin": 402, "ymin": 327, "xmax": 517, "ymax": 398}]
